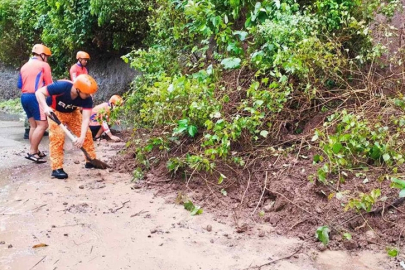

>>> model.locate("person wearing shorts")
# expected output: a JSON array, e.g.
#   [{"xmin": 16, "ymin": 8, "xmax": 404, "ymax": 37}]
[
  {"xmin": 18, "ymin": 44, "xmax": 53, "ymax": 163},
  {"xmin": 89, "ymin": 95, "xmax": 123, "ymax": 142}
]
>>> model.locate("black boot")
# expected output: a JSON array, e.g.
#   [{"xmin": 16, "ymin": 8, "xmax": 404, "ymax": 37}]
[
  {"xmin": 51, "ymin": 168, "xmax": 68, "ymax": 179},
  {"xmin": 85, "ymin": 162, "xmax": 95, "ymax": 169},
  {"xmin": 24, "ymin": 129, "xmax": 30, "ymax": 139}
]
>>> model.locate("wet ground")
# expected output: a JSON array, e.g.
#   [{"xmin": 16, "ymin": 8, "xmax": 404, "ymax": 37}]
[{"xmin": 0, "ymin": 117, "xmax": 398, "ymax": 270}]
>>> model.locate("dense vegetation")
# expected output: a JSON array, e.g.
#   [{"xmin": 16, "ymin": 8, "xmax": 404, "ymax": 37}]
[
  {"xmin": 2, "ymin": 0, "xmax": 405, "ymax": 254},
  {"xmin": 0, "ymin": 0, "xmax": 151, "ymax": 76},
  {"xmin": 120, "ymin": 0, "xmax": 405, "ymax": 254}
]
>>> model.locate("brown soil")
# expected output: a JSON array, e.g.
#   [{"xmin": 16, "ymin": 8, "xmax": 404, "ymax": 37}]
[
  {"xmin": 0, "ymin": 119, "xmax": 401, "ymax": 270},
  {"xmin": 111, "ymin": 127, "xmax": 405, "ymax": 270}
]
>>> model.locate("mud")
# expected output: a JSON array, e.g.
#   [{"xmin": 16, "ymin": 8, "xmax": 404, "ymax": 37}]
[{"xmin": 0, "ymin": 118, "xmax": 400, "ymax": 270}]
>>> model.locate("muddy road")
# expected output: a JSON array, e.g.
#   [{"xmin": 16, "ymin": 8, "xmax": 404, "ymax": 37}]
[{"xmin": 0, "ymin": 116, "xmax": 396, "ymax": 270}]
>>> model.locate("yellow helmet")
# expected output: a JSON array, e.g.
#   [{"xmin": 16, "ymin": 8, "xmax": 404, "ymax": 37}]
[
  {"xmin": 109, "ymin": 95, "xmax": 123, "ymax": 106},
  {"xmin": 32, "ymin": 44, "xmax": 52, "ymax": 56},
  {"xmin": 73, "ymin": 74, "xmax": 98, "ymax": 94},
  {"xmin": 76, "ymin": 51, "xmax": 90, "ymax": 60}
]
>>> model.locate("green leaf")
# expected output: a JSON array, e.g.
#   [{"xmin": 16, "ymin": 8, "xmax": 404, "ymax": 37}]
[
  {"xmin": 188, "ymin": 125, "xmax": 198, "ymax": 137},
  {"xmin": 386, "ymin": 247, "xmax": 399, "ymax": 257},
  {"xmin": 313, "ymin": 154, "xmax": 323, "ymax": 163},
  {"xmin": 218, "ymin": 173, "xmax": 226, "ymax": 184},
  {"xmin": 260, "ymin": 130, "xmax": 268, "ymax": 138},
  {"xmin": 391, "ymin": 178, "xmax": 405, "ymax": 189},
  {"xmin": 184, "ymin": 200, "xmax": 194, "ymax": 211},
  {"xmin": 399, "ymin": 189, "xmax": 405, "ymax": 198},
  {"xmin": 221, "ymin": 57, "xmax": 241, "ymax": 69},
  {"xmin": 221, "ymin": 189, "xmax": 227, "ymax": 196},
  {"xmin": 332, "ymin": 143, "xmax": 343, "ymax": 154},
  {"xmin": 233, "ymin": 30, "xmax": 248, "ymax": 41},
  {"xmin": 343, "ymin": 233, "xmax": 352, "ymax": 240},
  {"xmin": 383, "ymin": 153, "xmax": 390, "ymax": 162},
  {"xmin": 191, "ymin": 206, "xmax": 203, "ymax": 215},
  {"xmin": 315, "ymin": 226, "xmax": 330, "ymax": 246}
]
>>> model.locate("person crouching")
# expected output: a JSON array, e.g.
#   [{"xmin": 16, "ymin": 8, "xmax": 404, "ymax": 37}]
[{"xmin": 89, "ymin": 95, "xmax": 123, "ymax": 142}]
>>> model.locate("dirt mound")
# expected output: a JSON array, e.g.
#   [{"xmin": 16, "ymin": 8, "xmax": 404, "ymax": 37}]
[{"xmin": 110, "ymin": 130, "xmax": 405, "ymax": 268}]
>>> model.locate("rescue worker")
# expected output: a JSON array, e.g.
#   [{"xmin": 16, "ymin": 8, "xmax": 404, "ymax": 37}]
[
  {"xmin": 69, "ymin": 51, "xmax": 90, "ymax": 81},
  {"xmin": 18, "ymin": 44, "xmax": 53, "ymax": 163},
  {"xmin": 35, "ymin": 74, "xmax": 99, "ymax": 179},
  {"xmin": 89, "ymin": 95, "xmax": 123, "ymax": 142}
]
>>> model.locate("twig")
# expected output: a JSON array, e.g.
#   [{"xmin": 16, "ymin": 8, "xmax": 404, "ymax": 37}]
[
  {"xmin": 239, "ymin": 169, "xmax": 252, "ymax": 211},
  {"xmin": 131, "ymin": 210, "xmax": 148, "ymax": 217},
  {"xmin": 111, "ymin": 200, "xmax": 130, "ymax": 213},
  {"xmin": 251, "ymin": 171, "xmax": 268, "ymax": 216},
  {"xmin": 247, "ymin": 244, "xmax": 303, "ymax": 270},
  {"xmin": 32, "ymin": 204, "xmax": 47, "ymax": 212},
  {"xmin": 29, "ymin": 256, "xmax": 46, "ymax": 270},
  {"xmin": 290, "ymin": 219, "xmax": 308, "ymax": 230}
]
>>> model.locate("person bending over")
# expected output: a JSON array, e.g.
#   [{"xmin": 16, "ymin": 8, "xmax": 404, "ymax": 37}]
[
  {"xmin": 35, "ymin": 74, "xmax": 99, "ymax": 179},
  {"xmin": 89, "ymin": 95, "xmax": 123, "ymax": 142}
]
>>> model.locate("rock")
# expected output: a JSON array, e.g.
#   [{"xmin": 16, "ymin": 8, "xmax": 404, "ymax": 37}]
[
  {"xmin": 263, "ymin": 201, "xmax": 275, "ymax": 212},
  {"xmin": 343, "ymin": 240, "xmax": 358, "ymax": 250},
  {"xmin": 258, "ymin": 231, "xmax": 265, "ymax": 237},
  {"xmin": 273, "ymin": 199, "xmax": 287, "ymax": 212},
  {"xmin": 317, "ymin": 243, "xmax": 327, "ymax": 252},
  {"xmin": 269, "ymin": 215, "xmax": 280, "ymax": 226},
  {"xmin": 333, "ymin": 235, "xmax": 342, "ymax": 242},
  {"xmin": 365, "ymin": 230, "xmax": 377, "ymax": 243},
  {"xmin": 206, "ymin": 225, "xmax": 212, "ymax": 232}
]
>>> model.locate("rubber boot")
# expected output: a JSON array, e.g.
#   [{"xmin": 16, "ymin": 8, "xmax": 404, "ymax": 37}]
[{"xmin": 24, "ymin": 128, "xmax": 30, "ymax": 139}]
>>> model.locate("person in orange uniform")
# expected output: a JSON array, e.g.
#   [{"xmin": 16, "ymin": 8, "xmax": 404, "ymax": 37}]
[
  {"xmin": 69, "ymin": 51, "xmax": 90, "ymax": 81},
  {"xmin": 18, "ymin": 44, "xmax": 53, "ymax": 163},
  {"xmin": 35, "ymin": 74, "xmax": 99, "ymax": 179},
  {"xmin": 89, "ymin": 95, "xmax": 123, "ymax": 142}
]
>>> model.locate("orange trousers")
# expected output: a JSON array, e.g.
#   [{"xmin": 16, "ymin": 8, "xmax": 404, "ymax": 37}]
[{"xmin": 48, "ymin": 110, "xmax": 96, "ymax": 170}]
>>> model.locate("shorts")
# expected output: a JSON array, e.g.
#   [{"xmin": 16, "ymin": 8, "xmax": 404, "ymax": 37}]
[
  {"xmin": 90, "ymin": 125, "xmax": 102, "ymax": 138},
  {"xmin": 21, "ymin": 93, "xmax": 47, "ymax": 121}
]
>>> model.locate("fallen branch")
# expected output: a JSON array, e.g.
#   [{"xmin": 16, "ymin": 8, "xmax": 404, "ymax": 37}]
[
  {"xmin": 29, "ymin": 256, "xmax": 46, "ymax": 270},
  {"xmin": 111, "ymin": 200, "xmax": 130, "ymax": 213}
]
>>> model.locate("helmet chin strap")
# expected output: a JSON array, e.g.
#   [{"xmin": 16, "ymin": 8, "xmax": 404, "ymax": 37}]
[{"xmin": 40, "ymin": 54, "xmax": 46, "ymax": 62}]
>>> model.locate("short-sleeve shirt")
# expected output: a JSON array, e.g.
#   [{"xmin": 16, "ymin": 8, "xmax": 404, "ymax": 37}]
[
  {"xmin": 69, "ymin": 63, "xmax": 88, "ymax": 81},
  {"xmin": 17, "ymin": 57, "xmax": 53, "ymax": 93},
  {"xmin": 46, "ymin": 80, "xmax": 93, "ymax": 113}
]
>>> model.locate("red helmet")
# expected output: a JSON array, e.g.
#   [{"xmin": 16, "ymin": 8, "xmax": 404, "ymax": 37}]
[
  {"xmin": 76, "ymin": 51, "xmax": 90, "ymax": 60},
  {"xmin": 32, "ymin": 44, "xmax": 52, "ymax": 56},
  {"xmin": 73, "ymin": 74, "xmax": 98, "ymax": 94},
  {"xmin": 109, "ymin": 95, "xmax": 123, "ymax": 106}
]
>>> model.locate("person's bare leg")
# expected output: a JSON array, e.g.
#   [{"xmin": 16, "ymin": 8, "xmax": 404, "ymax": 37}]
[
  {"xmin": 95, "ymin": 127, "xmax": 103, "ymax": 138},
  {"xmin": 28, "ymin": 117, "xmax": 37, "ymax": 148},
  {"xmin": 29, "ymin": 120, "xmax": 48, "ymax": 154}
]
